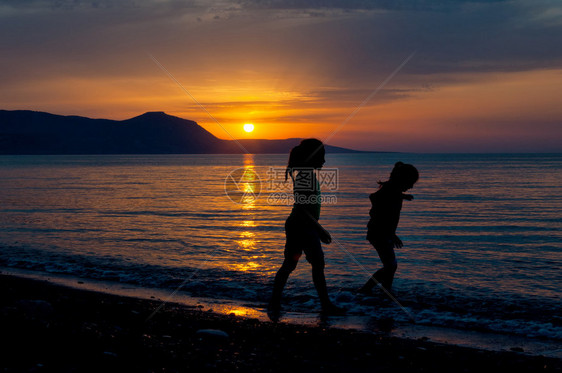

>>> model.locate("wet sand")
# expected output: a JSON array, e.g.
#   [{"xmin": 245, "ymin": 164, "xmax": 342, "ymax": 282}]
[{"xmin": 2, "ymin": 274, "xmax": 560, "ymax": 372}]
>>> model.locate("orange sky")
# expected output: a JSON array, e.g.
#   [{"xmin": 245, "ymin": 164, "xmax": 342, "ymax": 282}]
[{"xmin": 1, "ymin": 1, "xmax": 561, "ymax": 152}]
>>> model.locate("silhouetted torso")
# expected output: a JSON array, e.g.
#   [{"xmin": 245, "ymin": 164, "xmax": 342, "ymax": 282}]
[
  {"xmin": 290, "ymin": 169, "xmax": 321, "ymax": 222},
  {"xmin": 366, "ymin": 182, "xmax": 403, "ymax": 242}
]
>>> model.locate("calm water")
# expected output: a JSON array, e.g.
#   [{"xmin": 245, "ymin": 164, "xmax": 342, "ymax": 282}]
[{"xmin": 1, "ymin": 153, "xmax": 561, "ymax": 343}]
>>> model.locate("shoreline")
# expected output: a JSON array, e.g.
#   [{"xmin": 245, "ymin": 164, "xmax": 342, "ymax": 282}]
[
  {"xmin": 4, "ymin": 267, "xmax": 562, "ymax": 359},
  {"xmin": 2, "ymin": 273, "xmax": 561, "ymax": 372}
]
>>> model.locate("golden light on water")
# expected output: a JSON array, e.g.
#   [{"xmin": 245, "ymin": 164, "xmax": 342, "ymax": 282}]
[
  {"xmin": 215, "ymin": 155, "xmax": 278, "ymax": 276},
  {"xmin": 212, "ymin": 305, "xmax": 264, "ymax": 319},
  {"xmin": 241, "ymin": 175, "xmax": 258, "ymax": 206},
  {"xmin": 223, "ymin": 154, "xmax": 261, "ymax": 207},
  {"xmin": 231, "ymin": 224, "xmax": 264, "ymax": 272},
  {"xmin": 241, "ymin": 220, "xmax": 256, "ymax": 228},
  {"xmin": 225, "ymin": 154, "xmax": 267, "ymax": 273},
  {"xmin": 238, "ymin": 230, "xmax": 256, "ymax": 249},
  {"xmin": 240, "ymin": 154, "xmax": 260, "ymax": 208}
]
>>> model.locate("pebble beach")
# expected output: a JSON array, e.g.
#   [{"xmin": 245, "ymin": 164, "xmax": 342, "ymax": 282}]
[{"xmin": 2, "ymin": 274, "xmax": 560, "ymax": 372}]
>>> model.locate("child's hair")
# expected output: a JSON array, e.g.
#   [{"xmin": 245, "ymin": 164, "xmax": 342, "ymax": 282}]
[
  {"xmin": 285, "ymin": 138, "xmax": 325, "ymax": 181},
  {"xmin": 380, "ymin": 161, "xmax": 419, "ymax": 187}
]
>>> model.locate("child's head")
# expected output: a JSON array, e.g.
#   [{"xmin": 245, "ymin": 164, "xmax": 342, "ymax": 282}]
[
  {"xmin": 388, "ymin": 161, "xmax": 419, "ymax": 191},
  {"xmin": 285, "ymin": 138, "xmax": 325, "ymax": 181}
]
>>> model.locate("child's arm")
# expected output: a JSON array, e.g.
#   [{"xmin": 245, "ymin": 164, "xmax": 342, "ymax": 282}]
[
  {"xmin": 317, "ymin": 223, "xmax": 332, "ymax": 244},
  {"xmin": 402, "ymin": 193, "xmax": 414, "ymax": 201}
]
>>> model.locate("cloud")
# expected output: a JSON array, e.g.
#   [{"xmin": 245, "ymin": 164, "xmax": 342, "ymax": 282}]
[
  {"xmin": 236, "ymin": 0, "xmax": 511, "ymax": 12},
  {"xmin": 3, "ymin": 0, "xmax": 561, "ymax": 83},
  {"xmin": 229, "ymin": 0, "xmax": 562, "ymax": 74},
  {"xmin": 1, "ymin": 0, "xmax": 561, "ymax": 152}
]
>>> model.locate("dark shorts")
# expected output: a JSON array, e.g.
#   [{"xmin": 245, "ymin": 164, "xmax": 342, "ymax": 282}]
[
  {"xmin": 367, "ymin": 235, "xmax": 397, "ymax": 269},
  {"xmin": 284, "ymin": 215, "xmax": 324, "ymax": 265}
]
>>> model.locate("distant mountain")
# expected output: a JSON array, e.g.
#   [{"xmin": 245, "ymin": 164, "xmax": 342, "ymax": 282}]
[
  {"xmin": 0, "ymin": 110, "xmax": 366, "ymax": 155},
  {"xmin": 236, "ymin": 139, "xmax": 359, "ymax": 154}
]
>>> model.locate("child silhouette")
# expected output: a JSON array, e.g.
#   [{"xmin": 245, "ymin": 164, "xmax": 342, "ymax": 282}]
[
  {"xmin": 269, "ymin": 139, "xmax": 345, "ymax": 318},
  {"xmin": 358, "ymin": 162, "xmax": 419, "ymax": 294}
]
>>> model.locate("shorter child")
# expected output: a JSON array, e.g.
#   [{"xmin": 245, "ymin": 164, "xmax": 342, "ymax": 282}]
[{"xmin": 358, "ymin": 162, "xmax": 419, "ymax": 294}]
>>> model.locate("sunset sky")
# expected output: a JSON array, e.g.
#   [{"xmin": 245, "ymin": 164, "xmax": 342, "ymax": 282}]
[{"xmin": 1, "ymin": 0, "xmax": 561, "ymax": 152}]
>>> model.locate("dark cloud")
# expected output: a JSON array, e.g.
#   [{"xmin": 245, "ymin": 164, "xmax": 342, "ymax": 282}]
[
  {"xmin": 0, "ymin": 0, "xmax": 138, "ymax": 10},
  {"xmin": 224, "ymin": 0, "xmax": 562, "ymax": 76},
  {"xmin": 1, "ymin": 0, "xmax": 561, "ymax": 153},
  {"xmin": 2, "ymin": 0, "xmax": 561, "ymax": 83},
  {"xmin": 236, "ymin": 0, "xmax": 510, "ymax": 11}
]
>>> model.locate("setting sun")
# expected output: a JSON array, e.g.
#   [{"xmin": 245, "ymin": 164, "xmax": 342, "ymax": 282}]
[{"xmin": 243, "ymin": 123, "xmax": 254, "ymax": 133}]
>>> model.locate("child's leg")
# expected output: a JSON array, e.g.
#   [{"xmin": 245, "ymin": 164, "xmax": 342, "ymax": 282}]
[
  {"xmin": 360, "ymin": 243, "xmax": 397, "ymax": 292},
  {"xmin": 270, "ymin": 254, "xmax": 300, "ymax": 309},
  {"xmin": 302, "ymin": 237, "xmax": 338, "ymax": 310},
  {"xmin": 310, "ymin": 259, "xmax": 330, "ymax": 307},
  {"xmin": 311, "ymin": 260, "xmax": 345, "ymax": 314},
  {"xmin": 359, "ymin": 273, "xmax": 377, "ymax": 293},
  {"xmin": 375, "ymin": 245, "xmax": 397, "ymax": 290}
]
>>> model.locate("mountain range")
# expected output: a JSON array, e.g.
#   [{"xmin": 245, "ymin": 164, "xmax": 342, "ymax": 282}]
[{"xmin": 0, "ymin": 110, "xmax": 366, "ymax": 155}]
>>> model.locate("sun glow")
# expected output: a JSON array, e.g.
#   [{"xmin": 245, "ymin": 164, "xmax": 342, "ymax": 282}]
[{"xmin": 243, "ymin": 123, "xmax": 254, "ymax": 133}]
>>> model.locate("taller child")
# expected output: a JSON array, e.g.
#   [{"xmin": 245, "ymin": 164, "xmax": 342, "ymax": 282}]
[{"xmin": 269, "ymin": 138, "xmax": 345, "ymax": 316}]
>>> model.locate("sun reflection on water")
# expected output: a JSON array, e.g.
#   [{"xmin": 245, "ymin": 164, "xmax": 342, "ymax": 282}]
[
  {"xmin": 227, "ymin": 154, "xmax": 268, "ymax": 273},
  {"xmin": 240, "ymin": 154, "xmax": 259, "ymax": 209}
]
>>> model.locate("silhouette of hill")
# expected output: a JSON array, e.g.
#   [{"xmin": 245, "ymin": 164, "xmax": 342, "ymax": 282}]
[
  {"xmin": 236, "ymin": 139, "xmax": 358, "ymax": 154},
  {"xmin": 0, "ymin": 110, "xmax": 367, "ymax": 154}
]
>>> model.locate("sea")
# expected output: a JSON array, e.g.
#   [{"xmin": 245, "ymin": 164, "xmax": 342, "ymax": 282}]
[{"xmin": 1, "ymin": 153, "xmax": 561, "ymax": 357}]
